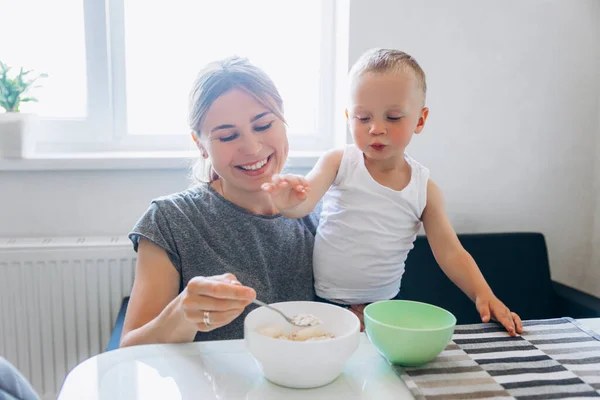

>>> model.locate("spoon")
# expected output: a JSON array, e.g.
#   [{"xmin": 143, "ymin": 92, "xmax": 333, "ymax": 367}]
[{"xmin": 251, "ymin": 299, "xmax": 321, "ymax": 327}]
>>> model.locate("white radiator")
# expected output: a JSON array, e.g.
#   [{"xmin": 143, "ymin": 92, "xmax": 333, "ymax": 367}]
[{"xmin": 0, "ymin": 237, "xmax": 136, "ymax": 400}]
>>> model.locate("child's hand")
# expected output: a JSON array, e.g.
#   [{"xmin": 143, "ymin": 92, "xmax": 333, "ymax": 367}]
[
  {"xmin": 261, "ymin": 174, "xmax": 309, "ymax": 212},
  {"xmin": 476, "ymin": 294, "xmax": 523, "ymax": 336}
]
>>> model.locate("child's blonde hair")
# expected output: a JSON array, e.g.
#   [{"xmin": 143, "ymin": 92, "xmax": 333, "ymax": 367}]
[
  {"xmin": 349, "ymin": 48, "xmax": 427, "ymax": 104},
  {"xmin": 188, "ymin": 56, "xmax": 285, "ymax": 183}
]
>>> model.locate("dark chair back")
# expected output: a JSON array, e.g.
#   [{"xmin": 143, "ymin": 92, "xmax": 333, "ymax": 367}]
[{"xmin": 400, "ymin": 233, "xmax": 555, "ymax": 323}]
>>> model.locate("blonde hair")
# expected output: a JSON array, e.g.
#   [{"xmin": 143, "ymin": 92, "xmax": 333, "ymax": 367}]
[
  {"xmin": 348, "ymin": 48, "xmax": 427, "ymax": 104},
  {"xmin": 188, "ymin": 56, "xmax": 285, "ymax": 183}
]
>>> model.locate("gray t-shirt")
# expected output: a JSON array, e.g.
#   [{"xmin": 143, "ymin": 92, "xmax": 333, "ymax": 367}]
[{"xmin": 129, "ymin": 183, "xmax": 319, "ymax": 341}]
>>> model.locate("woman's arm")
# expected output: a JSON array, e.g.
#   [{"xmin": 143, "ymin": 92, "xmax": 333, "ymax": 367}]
[
  {"xmin": 120, "ymin": 239, "xmax": 196, "ymax": 346},
  {"xmin": 120, "ymin": 239, "xmax": 256, "ymax": 346}
]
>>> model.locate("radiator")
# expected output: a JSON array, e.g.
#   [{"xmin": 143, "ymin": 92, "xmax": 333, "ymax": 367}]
[{"xmin": 0, "ymin": 237, "xmax": 136, "ymax": 400}]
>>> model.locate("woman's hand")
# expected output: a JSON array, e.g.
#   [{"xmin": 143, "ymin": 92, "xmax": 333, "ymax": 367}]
[
  {"xmin": 475, "ymin": 294, "xmax": 523, "ymax": 336},
  {"xmin": 261, "ymin": 174, "xmax": 309, "ymax": 212},
  {"xmin": 179, "ymin": 273, "xmax": 256, "ymax": 332}
]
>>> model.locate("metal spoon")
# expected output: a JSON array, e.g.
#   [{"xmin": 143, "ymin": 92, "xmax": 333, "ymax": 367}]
[{"xmin": 251, "ymin": 299, "xmax": 321, "ymax": 327}]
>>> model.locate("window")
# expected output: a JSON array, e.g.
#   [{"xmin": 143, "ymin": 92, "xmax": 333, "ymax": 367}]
[
  {"xmin": 1, "ymin": 0, "xmax": 87, "ymax": 118},
  {"xmin": 2, "ymin": 0, "xmax": 344, "ymax": 155}
]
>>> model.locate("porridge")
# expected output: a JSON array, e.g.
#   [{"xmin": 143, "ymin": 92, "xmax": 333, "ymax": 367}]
[
  {"xmin": 291, "ymin": 313, "xmax": 322, "ymax": 327},
  {"xmin": 257, "ymin": 325, "xmax": 335, "ymax": 341}
]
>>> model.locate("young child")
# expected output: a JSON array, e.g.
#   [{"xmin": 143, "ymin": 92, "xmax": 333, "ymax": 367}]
[{"xmin": 262, "ymin": 48, "xmax": 523, "ymax": 336}]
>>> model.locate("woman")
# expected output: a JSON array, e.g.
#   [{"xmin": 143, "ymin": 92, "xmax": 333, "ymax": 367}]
[{"xmin": 120, "ymin": 56, "xmax": 319, "ymax": 345}]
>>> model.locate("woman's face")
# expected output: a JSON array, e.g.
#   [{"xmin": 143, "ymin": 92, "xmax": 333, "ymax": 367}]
[{"xmin": 199, "ymin": 88, "xmax": 289, "ymax": 193}]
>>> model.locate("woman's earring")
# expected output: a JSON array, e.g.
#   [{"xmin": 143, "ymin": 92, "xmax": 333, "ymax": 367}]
[{"xmin": 191, "ymin": 132, "xmax": 208, "ymax": 159}]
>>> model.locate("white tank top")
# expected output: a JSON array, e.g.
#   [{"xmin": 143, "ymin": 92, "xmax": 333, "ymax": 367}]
[{"xmin": 313, "ymin": 144, "xmax": 430, "ymax": 304}]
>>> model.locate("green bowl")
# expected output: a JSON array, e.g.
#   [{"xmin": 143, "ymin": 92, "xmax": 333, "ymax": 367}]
[{"xmin": 364, "ymin": 300, "xmax": 456, "ymax": 367}]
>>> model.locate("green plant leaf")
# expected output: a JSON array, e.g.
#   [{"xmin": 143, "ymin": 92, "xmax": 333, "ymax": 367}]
[{"xmin": 0, "ymin": 60, "xmax": 47, "ymax": 112}]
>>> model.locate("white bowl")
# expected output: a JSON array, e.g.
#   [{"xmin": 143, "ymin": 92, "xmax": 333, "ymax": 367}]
[{"xmin": 244, "ymin": 301, "xmax": 360, "ymax": 389}]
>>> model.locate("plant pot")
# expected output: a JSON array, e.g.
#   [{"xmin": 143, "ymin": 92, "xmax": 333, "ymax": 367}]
[{"xmin": 0, "ymin": 112, "xmax": 38, "ymax": 158}]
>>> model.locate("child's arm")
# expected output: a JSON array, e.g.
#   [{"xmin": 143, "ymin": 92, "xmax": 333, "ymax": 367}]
[
  {"xmin": 421, "ymin": 179, "xmax": 524, "ymax": 336},
  {"xmin": 262, "ymin": 149, "xmax": 343, "ymax": 218}
]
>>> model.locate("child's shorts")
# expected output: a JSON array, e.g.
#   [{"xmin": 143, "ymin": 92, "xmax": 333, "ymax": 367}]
[{"xmin": 314, "ymin": 291, "xmax": 404, "ymax": 309}]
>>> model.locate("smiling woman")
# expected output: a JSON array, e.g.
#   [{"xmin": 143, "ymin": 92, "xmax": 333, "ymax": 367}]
[
  {"xmin": 194, "ymin": 89, "xmax": 288, "ymax": 205},
  {"xmin": 120, "ymin": 56, "xmax": 320, "ymax": 346},
  {"xmin": 187, "ymin": 57, "xmax": 288, "ymax": 188}
]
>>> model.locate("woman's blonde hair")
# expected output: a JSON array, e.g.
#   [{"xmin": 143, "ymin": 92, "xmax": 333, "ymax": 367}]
[{"xmin": 188, "ymin": 56, "xmax": 285, "ymax": 183}]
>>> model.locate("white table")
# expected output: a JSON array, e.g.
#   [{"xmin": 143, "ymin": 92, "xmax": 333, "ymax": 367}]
[{"xmin": 57, "ymin": 318, "xmax": 600, "ymax": 400}]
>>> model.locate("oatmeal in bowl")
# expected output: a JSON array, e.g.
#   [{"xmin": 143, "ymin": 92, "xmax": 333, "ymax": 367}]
[
  {"xmin": 257, "ymin": 324, "xmax": 335, "ymax": 341},
  {"xmin": 244, "ymin": 301, "xmax": 360, "ymax": 389}
]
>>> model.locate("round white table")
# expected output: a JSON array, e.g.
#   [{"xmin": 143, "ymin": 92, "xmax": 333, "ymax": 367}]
[{"xmin": 57, "ymin": 319, "xmax": 600, "ymax": 400}]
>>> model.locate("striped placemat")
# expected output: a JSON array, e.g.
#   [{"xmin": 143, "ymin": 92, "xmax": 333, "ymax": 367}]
[{"xmin": 394, "ymin": 318, "xmax": 600, "ymax": 399}]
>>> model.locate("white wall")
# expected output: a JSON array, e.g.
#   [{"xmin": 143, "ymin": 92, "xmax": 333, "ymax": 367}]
[
  {"xmin": 1, "ymin": 0, "xmax": 599, "ymax": 293},
  {"xmin": 347, "ymin": 0, "xmax": 600, "ymax": 293},
  {"xmin": 0, "ymin": 170, "xmax": 190, "ymax": 237}
]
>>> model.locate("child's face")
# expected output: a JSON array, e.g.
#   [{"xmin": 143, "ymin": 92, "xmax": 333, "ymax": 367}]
[{"xmin": 347, "ymin": 71, "xmax": 428, "ymax": 161}]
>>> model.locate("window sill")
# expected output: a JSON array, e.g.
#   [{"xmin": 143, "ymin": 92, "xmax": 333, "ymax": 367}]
[{"xmin": 0, "ymin": 150, "xmax": 321, "ymax": 171}]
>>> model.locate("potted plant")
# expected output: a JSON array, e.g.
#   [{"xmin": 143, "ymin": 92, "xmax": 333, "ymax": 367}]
[{"xmin": 0, "ymin": 61, "xmax": 47, "ymax": 158}]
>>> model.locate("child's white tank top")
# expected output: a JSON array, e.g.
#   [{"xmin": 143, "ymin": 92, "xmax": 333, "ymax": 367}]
[{"xmin": 313, "ymin": 144, "xmax": 430, "ymax": 304}]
